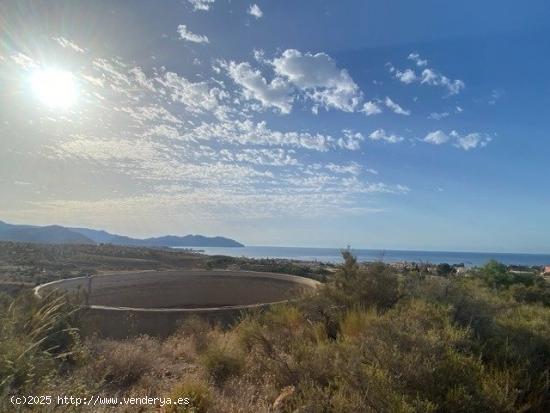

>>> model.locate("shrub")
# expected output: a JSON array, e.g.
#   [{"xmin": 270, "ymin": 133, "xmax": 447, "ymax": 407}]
[
  {"xmin": 0, "ymin": 290, "xmax": 81, "ymax": 394},
  {"xmin": 200, "ymin": 344, "xmax": 243, "ymax": 385},
  {"xmin": 436, "ymin": 263, "xmax": 454, "ymax": 277},
  {"xmin": 328, "ymin": 252, "xmax": 399, "ymax": 311},
  {"xmin": 165, "ymin": 378, "xmax": 211, "ymax": 413},
  {"xmin": 91, "ymin": 337, "xmax": 157, "ymax": 388},
  {"xmin": 177, "ymin": 316, "xmax": 215, "ymax": 352}
]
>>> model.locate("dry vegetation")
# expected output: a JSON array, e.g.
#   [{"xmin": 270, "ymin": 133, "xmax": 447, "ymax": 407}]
[
  {"xmin": 1, "ymin": 247, "xmax": 549, "ymax": 412},
  {"xmin": 0, "ymin": 242, "xmax": 329, "ymax": 292}
]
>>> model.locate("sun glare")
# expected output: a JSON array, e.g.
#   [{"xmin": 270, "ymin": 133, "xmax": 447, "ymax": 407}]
[{"xmin": 30, "ymin": 68, "xmax": 77, "ymax": 108}]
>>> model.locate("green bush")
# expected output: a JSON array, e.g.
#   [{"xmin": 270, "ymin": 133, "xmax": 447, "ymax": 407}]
[
  {"xmin": 166, "ymin": 378, "xmax": 211, "ymax": 413},
  {"xmin": 0, "ymin": 290, "xmax": 81, "ymax": 394},
  {"xmin": 327, "ymin": 251, "xmax": 399, "ymax": 311},
  {"xmin": 200, "ymin": 344, "xmax": 243, "ymax": 385}
]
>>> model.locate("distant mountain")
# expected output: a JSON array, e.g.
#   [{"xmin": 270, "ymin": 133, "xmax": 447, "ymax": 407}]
[
  {"xmin": 139, "ymin": 235, "xmax": 244, "ymax": 248},
  {"xmin": 70, "ymin": 227, "xmax": 244, "ymax": 247},
  {"xmin": 0, "ymin": 220, "xmax": 94, "ymax": 245},
  {"xmin": 0, "ymin": 220, "xmax": 244, "ymax": 247},
  {"xmin": 69, "ymin": 227, "xmax": 142, "ymax": 246}
]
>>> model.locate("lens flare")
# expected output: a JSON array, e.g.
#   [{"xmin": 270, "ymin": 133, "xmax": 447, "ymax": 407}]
[{"xmin": 30, "ymin": 68, "xmax": 77, "ymax": 108}]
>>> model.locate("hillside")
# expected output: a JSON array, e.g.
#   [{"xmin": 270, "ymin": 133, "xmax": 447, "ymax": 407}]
[
  {"xmin": 0, "ymin": 220, "xmax": 244, "ymax": 247},
  {"xmin": 70, "ymin": 227, "xmax": 245, "ymax": 247},
  {"xmin": 0, "ymin": 221, "xmax": 94, "ymax": 244}
]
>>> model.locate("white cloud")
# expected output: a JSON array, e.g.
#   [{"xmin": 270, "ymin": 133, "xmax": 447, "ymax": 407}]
[
  {"xmin": 420, "ymin": 69, "xmax": 464, "ymax": 95},
  {"xmin": 188, "ymin": 0, "xmax": 215, "ymax": 11},
  {"xmin": 392, "ymin": 53, "xmax": 465, "ymax": 95},
  {"xmin": 453, "ymin": 131, "xmax": 492, "ymax": 151},
  {"xmin": 129, "ymin": 67, "xmax": 156, "ymax": 91},
  {"xmin": 51, "ymin": 136, "xmax": 164, "ymax": 164},
  {"xmin": 395, "ymin": 68, "xmax": 416, "ymax": 84},
  {"xmin": 53, "ymin": 37, "xmax": 85, "ymax": 53},
  {"xmin": 369, "ymin": 129, "xmax": 404, "ymax": 144},
  {"xmin": 10, "ymin": 52, "xmax": 37, "ymax": 70},
  {"xmin": 272, "ymin": 49, "xmax": 362, "ymax": 112},
  {"xmin": 156, "ymin": 71, "xmax": 225, "ymax": 114},
  {"xmin": 253, "ymin": 49, "xmax": 266, "ymax": 62},
  {"xmin": 222, "ymin": 61, "xmax": 293, "ymax": 113},
  {"xmin": 222, "ymin": 49, "xmax": 362, "ymax": 114},
  {"xmin": 326, "ymin": 162, "xmax": 362, "ymax": 176},
  {"xmin": 427, "ymin": 112, "xmax": 449, "ymax": 120},
  {"xmin": 121, "ymin": 105, "xmax": 183, "ymax": 125},
  {"xmin": 407, "ymin": 52, "xmax": 427, "ymax": 67},
  {"xmin": 177, "ymin": 25, "xmax": 209, "ymax": 43},
  {"xmin": 186, "ymin": 119, "xmax": 334, "ymax": 152},
  {"xmin": 337, "ymin": 130, "xmax": 365, "ymax": 150},
  {"xmin": 361, "ymin": 101, "xmax": 382, "ymax": 116},
  {"xmin": 423, "ymin": 130, "xmax": 450, "ymax": 145},
  {"xmin": 384, "ymin": 97, "xmax": 410, "ymax": 116},
  {"xmin": 4, "ymin": 42, "xmax": 413, "ymax": 226},
  {"xmin": 220, "ymin": 148, "xmax": 298, "ymax": 166},
  {"xmin": 92, "ymin": 58, "xmax": 132, "ymax": 87},
  {"xmin": 489, "ymin": 89, "xmax": 504, "ymax": 105},
  {"xmin": 248, "ymin": 4, "xmax": 263, "ymax": 18},
  {"xmin": 423, "ymin": 130, "xmax": 492, "ymax": 150}
]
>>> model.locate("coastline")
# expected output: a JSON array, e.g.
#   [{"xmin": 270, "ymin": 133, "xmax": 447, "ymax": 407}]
[{"xmin": 184, "ymin": 245, "xmax": 550, "ymax": 267}]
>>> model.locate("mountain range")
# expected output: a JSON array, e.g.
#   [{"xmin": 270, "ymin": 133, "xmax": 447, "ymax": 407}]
[{"xmin": 0, "ymin": 220, "xmax": 244, "ymax": 247}]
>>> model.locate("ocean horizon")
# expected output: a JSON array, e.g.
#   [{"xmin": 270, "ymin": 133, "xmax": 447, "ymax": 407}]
[{"xmin": 181, "ymin": 245, "xmax": 550, "ymax": 267}]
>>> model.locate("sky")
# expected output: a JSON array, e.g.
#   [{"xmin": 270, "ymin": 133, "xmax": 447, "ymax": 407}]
[{"xmin": 1, "ymin": 0, "xmax": 549, "ymax": 253}]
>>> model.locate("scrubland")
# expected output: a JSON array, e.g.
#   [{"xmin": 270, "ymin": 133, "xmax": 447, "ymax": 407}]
[{"xmin": 1, "ymin": 250, "xmax": 549, "ymax": 412}]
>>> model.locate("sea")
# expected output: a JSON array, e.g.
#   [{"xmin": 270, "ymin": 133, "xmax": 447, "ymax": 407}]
[{"xmin": 181, "ymin": 246, "xmax": 550, "ymax": 267}]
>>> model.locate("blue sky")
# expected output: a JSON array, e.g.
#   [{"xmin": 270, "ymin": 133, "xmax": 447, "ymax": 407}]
[{"xmin": 1, "ymin": 0, "xmax": 549, "ymax": 252}]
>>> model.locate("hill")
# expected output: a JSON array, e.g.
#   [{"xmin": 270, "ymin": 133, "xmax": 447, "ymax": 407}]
[
  {"xmin": 70, "ymin": 227, "xmax": 244, "ymax": 247},
  {"xmin": 0, "ymin": 220, "xmax": 94, "ymax": 244},
  {"xmin": 0, "ymin": 220, "xmax": 244, "ymax": 247}
]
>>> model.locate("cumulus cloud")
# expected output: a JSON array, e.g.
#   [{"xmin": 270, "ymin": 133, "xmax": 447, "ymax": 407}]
[
  {"xmin": 4, "ymin": 41, "xmax": 412, "ymax": 226},
  {"xmin": 423, "ymin": 130, "xmax": 450, "ymax": 145},
  {"xmin": 420, "ymin": 68, "xmax": 464, "ymax": 95},
  {"xmin": 221, "ymin": 60, "xmax": 293, "ymax": 113},
  {"xmin": 391, "ymin": 53, "xmax": 465, "ymax": 95},
  {"xmin": 452, "ymin": 131, "xmax": 492, "ymax": 150},
  {"xmin": 384, "ymin": 97, "xmax": 410, "ymax": 116},
  {"xmin": 423, "ymin": 130, "xmax": 492, "ymax": 150},
  {"xmin": 188, "ymin": 0, "xmax": 215, "ymax": 11},
  {"xmin": 222, "ymin": 49, "xmax": 362, "ymax": 114},
  {"xmin": 395, "ymin": 68, "xmax": 416, "ymax": 84},
  {"xmin": 407, "ymin": 52, "xmax": 427, "ymax": 67},
  {"xmin": 248, "ymin": 4, "xmax": 263, "ymax": 18},
  {"xmin": 369, "ymin": 129, "xmax": 404, "ymax": 144},
  {"xmin": 177, "ymin": 24, "xmax": 209, "ymax": 43},
  {"xmin": 272, "ymin": 49, "xmax": 362, "ymax": 112},
  {"xmin": 337, "ymin": 130, "xmax": 365, "ymax": 150},
  {"xmin": 361, "ymin": 100, "xmax": 382, "ymax": 116}
]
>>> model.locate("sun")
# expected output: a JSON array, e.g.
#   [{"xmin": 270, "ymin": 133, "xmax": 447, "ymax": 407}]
[{"xmin": 30, "ymin": 68, "xmax": 77, "ymax": 108}]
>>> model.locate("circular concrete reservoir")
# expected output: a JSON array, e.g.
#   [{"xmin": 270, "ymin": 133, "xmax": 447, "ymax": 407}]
[{"xmin": 35, "ymin": 270, "xmax": 320, "ymax": 337}]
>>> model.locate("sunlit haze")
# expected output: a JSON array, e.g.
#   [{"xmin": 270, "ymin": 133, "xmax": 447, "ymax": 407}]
[
  {"xmin": 1, "ymin": 1, "xmax": 549, "ymax": 252},
  {"xmin": 30, "ymin": 68, "xmax": 77, "ymax": 108}
]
